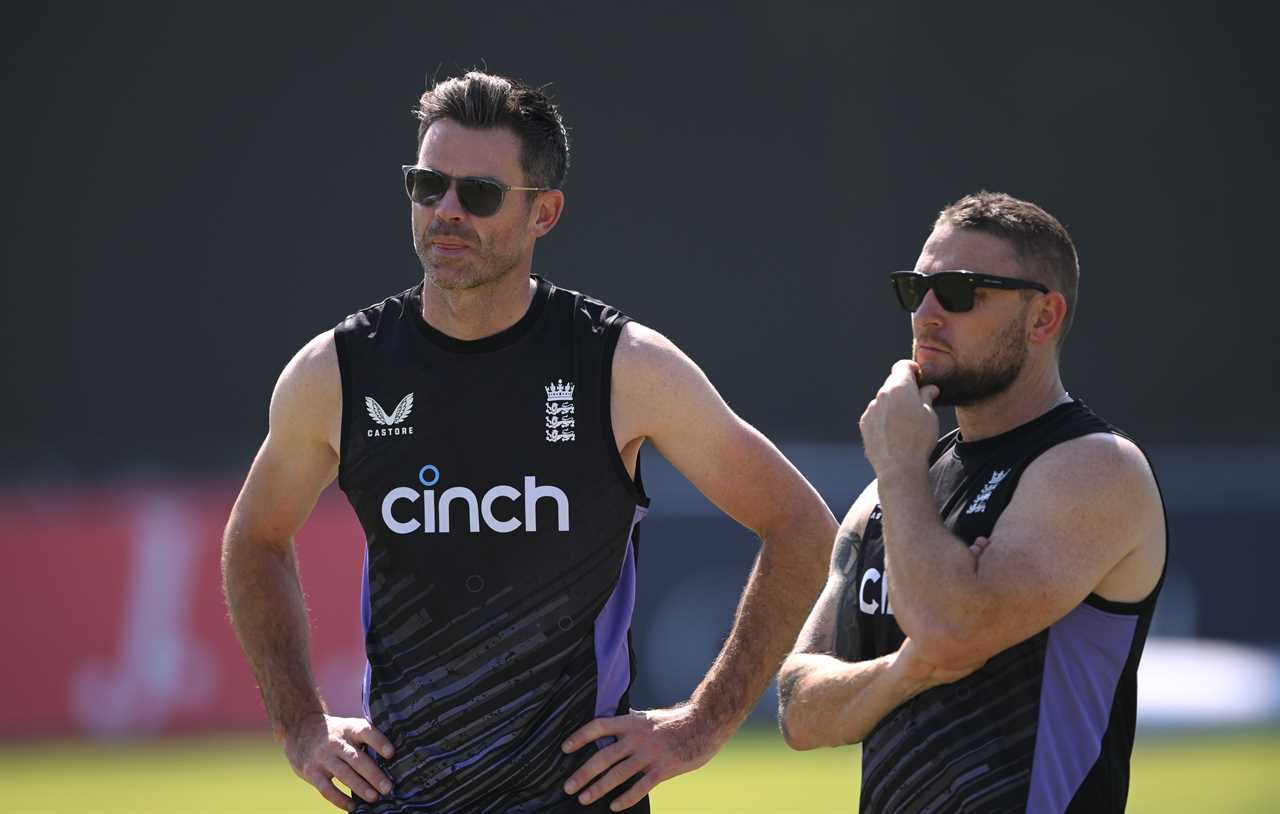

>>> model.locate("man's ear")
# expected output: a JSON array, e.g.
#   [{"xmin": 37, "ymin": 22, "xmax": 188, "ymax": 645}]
[
  {"xmin": 530, "ymin": 189, "xmax": 565, "ymax": 237},
  {"xmin": 1028, "ymin": 291, "xmax": 1068, "ymax": 345}
]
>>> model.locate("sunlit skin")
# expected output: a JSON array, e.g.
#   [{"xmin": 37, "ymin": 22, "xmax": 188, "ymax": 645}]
[
  {"xmin": 225, "ymin": 104, "xmax": 839, "ymax": 814},
  {"xmin": 910, "ymin": 224, "xmax": 1069, "ymax": 441},
  {"xmin": 778, "ymin": 214, "xmax": 1164, "ymax": 764},
  {"xmin": 410, "ymin": 120, "xmax": 564, "ymax": 340}
]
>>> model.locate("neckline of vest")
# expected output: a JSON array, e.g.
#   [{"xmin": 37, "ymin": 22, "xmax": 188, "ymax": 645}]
[
  {"xmin": 950, "ymin": 399, "xmax": 1083, "ymax": 459},
  {"xmin": 408, "ymin": 275, "xmax": 552, "ymax": 353}
]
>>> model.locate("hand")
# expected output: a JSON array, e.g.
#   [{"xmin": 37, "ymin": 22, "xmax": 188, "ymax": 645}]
[
  {"xmin": 281, "ymin": 713, "xmax": 396, "ymax": 811},
  {"xmin": 968, "ymin": 535, "xmax": 992, "ymax": 568},
  {"xmin": 892, "ymin": 637, "xmax": 985, "ymax": 701},
  {"xmin": 858, "ymin": 360, "xmax": 940, "ymax": 477},
  {"xmin": 561, "ymin": 706, "xmax": 724, "ymax": 810}
]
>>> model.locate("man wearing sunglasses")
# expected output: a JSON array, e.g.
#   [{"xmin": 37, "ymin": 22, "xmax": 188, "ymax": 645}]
[
  {"xmin": 778, "ymin": 192, "xmax": 1167, "ymax": 813},
  {"xmin": 223, "ymin": 71, "xmax": 836, "ymax": 813}
]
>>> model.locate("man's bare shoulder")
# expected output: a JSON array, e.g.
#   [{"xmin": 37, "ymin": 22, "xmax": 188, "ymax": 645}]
[
  {"xmin": 840, "ymin": 481, "xmax": 881, "ymax": 542},
  {"xmin": 613, "ymin": 321, "xmax": 690, "ymax": 386},
  {"xmin": 1005, "ymin": 430, "xmax": 1165, "ymax": 603},
  {"xmin": 611, "ymin": 322, "xmax": 716, "ymax": 436},
  {"xmin": 275, "ymin": 330, "xmax": 339, "ymax": 400},
  {"xmin": 270, "ymin": 330, "xmax": 341, "ymax": 451},
  {"xmin": 1023, "ymin": 431, "xmax": 1160, "ymax": 504}
]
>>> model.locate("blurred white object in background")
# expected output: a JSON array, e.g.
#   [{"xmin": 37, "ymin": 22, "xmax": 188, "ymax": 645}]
[
  {"xmin": 71, "ymin": 495, "xmax": 215, "ymax": 734},
  {"xmin": 1138, "ymin": 638, "xmax": 1280, "ymax": 729}
]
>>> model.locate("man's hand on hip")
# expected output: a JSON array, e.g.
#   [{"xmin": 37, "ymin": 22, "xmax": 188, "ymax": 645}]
[
  {"xmin": 560, "ymin": 705, "xmax": 724, "ymax": 810},
  {"xmin": 281, "ymin": 713, "xmax": 396, "ymax": 811}
]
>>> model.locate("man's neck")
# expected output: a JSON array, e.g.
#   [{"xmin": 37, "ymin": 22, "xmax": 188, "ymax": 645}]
[
  {"xmin": 953, "ymin": 358, "xmax": 1068, "ymax": 442},
  {"xmin": 420, "ymin": 269, "xmax": 538, "ymax": 341}
]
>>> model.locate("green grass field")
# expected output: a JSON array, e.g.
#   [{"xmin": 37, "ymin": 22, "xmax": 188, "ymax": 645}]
[{"xmin": 6, "ymin": 728, "xmax": 1279, "ymax": 813}]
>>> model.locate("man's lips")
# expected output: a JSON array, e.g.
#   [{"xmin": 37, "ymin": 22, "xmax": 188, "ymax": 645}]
[{"xmin": 430, "ymin": 239, "xmax": 471, "ymax": 253}]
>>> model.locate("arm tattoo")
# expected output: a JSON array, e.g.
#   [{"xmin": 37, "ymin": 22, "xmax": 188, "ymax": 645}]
[
  {"xmin": 779, "ymin": 528, "xmax": 862, "ymax": 740},
  {"xmin": 832, "ymin": 528, "xmax": 863, "ymax": 658}
]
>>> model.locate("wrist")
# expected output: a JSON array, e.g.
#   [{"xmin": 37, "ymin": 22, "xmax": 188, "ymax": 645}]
[
  {"xmin": 271, "ymin": 708, "xmax": 326, "ymax": 745},
  {"xmin": 874, "ymin": 466, "xmax": 934, "ymax": 526},
  {"xmin": 873, "ymin": 459, "xmax": 929, "ymax": 492},
  {"xmin": 682, "ymin": 697, "xmax": 742, "ymax": 746},
  {"xmin": 884, "ymin": 650, "xmax": 932, "ymax": 703}
]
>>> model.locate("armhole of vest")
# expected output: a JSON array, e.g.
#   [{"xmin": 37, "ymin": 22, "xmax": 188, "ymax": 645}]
[
  {"xmin": 600, "ymin": 315, "xmax": 650, "ymax": 508},
  {"xmin": 1050, "ymin": 426, "xmax": 1165, "ymax": 615},
  {"xmin": 333, "ymin": 322, "xmax": 354, "ymax": 494},
  {"xmin": 1112, "ymin": 426, "xmax": 1171, "ymax": 586},
  {"xmin": 1088, "ymin": 429, "xmax": 1168, "ymax": 615},
  {"xmin": 1082, "ymin": 592, "xmax": 1147, "ymax": 615}
]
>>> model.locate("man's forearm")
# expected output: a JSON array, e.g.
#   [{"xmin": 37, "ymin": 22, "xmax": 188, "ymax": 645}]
[
  {"xmin": 222, "ymin": 532, "xmax": 326, "ymax": 739},
  {"xmin": 875, "ymin": 465, "xmax": 982, "ymax": 643},
  {"xmin": 777, "ymin": 652, "xmax": 907, "ymax": 749},
  {"xmin": 687, "ymin": 527, "xmax": 830, "ymax": 741}
]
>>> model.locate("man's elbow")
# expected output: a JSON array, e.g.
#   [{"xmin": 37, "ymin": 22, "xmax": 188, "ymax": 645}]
[
  {"xmin": 776, "ymin": 659, "xmax": 840, "ymax": 751},
  {"xmin": 779, "ymin": 701, "xmax": 862, "ymax": 751},
  {"xmin": 758, "ymin": 510, "xmax": 836, "ymax": 576},
  {"xmin": 779, "ymin": 714, "xmax": 824, "ymax": 751},
  {"xmin": 777, "ymin": 694, "xmax": 829, "ymax": 751},
  {"xmin": 220, "ymin": 522, "xmax": 292, "ymax": 594}
]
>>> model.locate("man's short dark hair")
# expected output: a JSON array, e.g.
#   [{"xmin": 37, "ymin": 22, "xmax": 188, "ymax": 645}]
[
  {"xmin": 414, "ymin": 71, "xmax": 570, "ymax": 191},
  {"xmin": 936, "ymin": 191, "xmax": 1080, "ymax": 345}
]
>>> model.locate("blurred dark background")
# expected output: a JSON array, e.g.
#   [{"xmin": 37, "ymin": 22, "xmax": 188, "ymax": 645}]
[
  {"xmin": 2, "ymin": 2, "xmax": 1277, "ymax": 737},
  {"xmin": 2, "ymin": 2, "xmax": 1275, "ymax": 484}
]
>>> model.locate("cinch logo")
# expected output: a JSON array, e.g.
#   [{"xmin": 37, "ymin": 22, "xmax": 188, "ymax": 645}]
[
  {"xmin": 381, "ymin": 465, "xmax": 570, "ymax": 534},
  {"xmin": 859, "ymin": 567, "xmax": 894, "ymax": 616}
]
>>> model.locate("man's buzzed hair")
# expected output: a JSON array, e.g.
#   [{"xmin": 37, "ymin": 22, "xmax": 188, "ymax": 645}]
[
  {"xmin": 415, "ymin": 71, "xmax": 571, "ymax": 191},
  {"xmin": 937, "ymin": 191, "xmax": 1080, "ymax": 345}
]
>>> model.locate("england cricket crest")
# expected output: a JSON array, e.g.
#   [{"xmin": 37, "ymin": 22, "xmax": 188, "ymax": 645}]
[{"xmin": 545, "ymin": 379, "xmax": 576, "ymax": 443}]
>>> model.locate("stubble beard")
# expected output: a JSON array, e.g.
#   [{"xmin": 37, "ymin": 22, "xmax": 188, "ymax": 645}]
[
  {"xmin": 919, "ymin": 315, "xmax": 1029, "ymax": 408},
  {"xmin": 415, "ymin": 226, "xmax": 524, "ymax": 292},
  {"xmin": 420, "ymin": 249, "xmax": 521, "ymax": 292}
]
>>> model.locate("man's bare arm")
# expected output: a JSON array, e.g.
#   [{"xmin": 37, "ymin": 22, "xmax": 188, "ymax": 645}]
[
  {"xmin": 778, "ymin": 488, "xmax": 986, "ymax": 750},
  {"xmin": 779, "ymin": 493, "xmax": 905, "ymax": 751},
  {"xmin": 861, "ymin": 362, "xmax": 1165, "ymax": 670},
  {"xmin": 222, "ymin": 331, "xmax": 394, "ymax": 811},
  {"xmin": 560, "ymin": 323, "xmax": 838, "ymax": 809},
  {"xmin": 223, "ymin": 333, "xmax": 337, "ymax": 737}
]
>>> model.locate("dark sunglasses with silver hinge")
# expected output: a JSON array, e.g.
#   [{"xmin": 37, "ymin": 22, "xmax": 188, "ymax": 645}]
[{"xmin": 402, "ymin": 165, "xmax": 550, "ymax": 218}]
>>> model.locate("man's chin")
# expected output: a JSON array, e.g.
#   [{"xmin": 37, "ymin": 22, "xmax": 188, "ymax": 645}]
[
  {"xmin": 423, "ymin": 263, "xmax": 479, "ymax": 291},
  {"xmin": 929, "ymin": 371, "xmax": 1020, "ymax": 409},
  {"xmin": 914, "ymin": 360, "xmax": 947, "ymax": 388},
  {"xmin": 918, "ymin": 369, "xmax": 969, "ymax": 407},
  {"xmin": 932, "ymin": 390, "xmax": 962, "ymax": 409}
]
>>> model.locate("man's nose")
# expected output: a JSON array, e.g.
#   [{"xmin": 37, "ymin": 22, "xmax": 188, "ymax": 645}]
[
  {"xmin": 913, "ymin": 288, "xmax": 947, "ymax": 327},
  {"xmin": 432, "ymin": 182, "xmax": 467, "ymax": 221}
]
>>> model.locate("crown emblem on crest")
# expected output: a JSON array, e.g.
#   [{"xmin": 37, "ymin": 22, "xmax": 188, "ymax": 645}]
[{"xmin": 545, "ymin": 379, "xmax": 575, "ymax": 402}]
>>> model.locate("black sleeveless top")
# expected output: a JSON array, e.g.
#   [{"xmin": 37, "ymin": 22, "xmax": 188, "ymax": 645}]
[
  {"xmin": 840, "ymin": 400, "xmax": 1166, "ymax": 814},
  {"xmin": 333, "ymin": 277, "xmax": 650, "ymax": 813}
]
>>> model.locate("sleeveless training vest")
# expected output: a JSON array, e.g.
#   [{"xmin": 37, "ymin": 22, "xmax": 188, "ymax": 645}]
[
  {"xmin": 334, "ymin": 276, "xmax": 649, "ymax": 813},
  {"xmin": 841, "ymin": 400, "xmax": 1166, "ymax": 814}
]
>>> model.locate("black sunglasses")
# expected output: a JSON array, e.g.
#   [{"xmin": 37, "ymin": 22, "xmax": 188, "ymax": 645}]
[
  {"xmin": 890, "ymin": 270, "xmax": 1049, "ymax": 313},
  {"xmin": 402, "ymin": 166, "xmax": 550, "ymax": 217}
]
